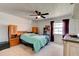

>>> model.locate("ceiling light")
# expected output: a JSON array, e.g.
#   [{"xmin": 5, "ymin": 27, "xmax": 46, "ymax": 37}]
[{"xmin": 37, "ymin": 16, "xmax": 41, "ymax": 18}]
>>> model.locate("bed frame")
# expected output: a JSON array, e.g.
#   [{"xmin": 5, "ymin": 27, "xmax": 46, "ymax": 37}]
[
  {"xmin": 20, "ymin": 39, "xmax": 34, "ymax": 50},
  {"xmin": 20, "ymin": 37, "xmax": 49, "ymax": 51}
]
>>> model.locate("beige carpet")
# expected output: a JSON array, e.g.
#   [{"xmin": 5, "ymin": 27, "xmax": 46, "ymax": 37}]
[
  {"xmin": 35, "ymin": 42, "xmax": 63, "ymax": 56},
  {"xmin": 0, "ymin": 44, "xmax": 34, "ymax": 56},
  {"xmin": 0, "ymin": 42, "xmax": 63, "ymax": 56}
]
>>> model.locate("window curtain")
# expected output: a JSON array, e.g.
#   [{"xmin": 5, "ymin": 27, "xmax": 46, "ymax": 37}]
[
  {"xmin": 62, "ymin": 19, "xmax": 69, "ymax": 38},
  {"xmin": 50, "ymin": 21, "xmax": 54, "ymax": 41}
]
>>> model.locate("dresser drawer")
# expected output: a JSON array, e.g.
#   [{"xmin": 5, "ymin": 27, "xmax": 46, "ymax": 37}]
[{"xmin": 10, "ymin": 38, "xmax": 20, "ymax": 47}]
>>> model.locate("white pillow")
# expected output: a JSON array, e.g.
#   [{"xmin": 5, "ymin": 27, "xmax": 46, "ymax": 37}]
[{"xmin": 64, "ymin": 34, "xmax": 70, "ymax": 39}]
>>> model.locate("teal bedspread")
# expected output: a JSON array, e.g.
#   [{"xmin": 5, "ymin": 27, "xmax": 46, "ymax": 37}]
[{"xmin": 20, "ymin": 33, "xmax": 48, "ymax": 52}]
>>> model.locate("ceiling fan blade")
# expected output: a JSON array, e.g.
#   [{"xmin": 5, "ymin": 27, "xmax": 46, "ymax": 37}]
[
  {"xmin": 41, "ymin": 13, "xmax": 49, "ymax": 15},
  {"xmin": 41, "ymin": 15, "xmax": 46, "ymax": 18},
  {"xmin": 35, "ymin": 10, "xmax": 39, "ymax": 15},
  {"xmin": 35, "ymin": 10, "xmax": 41, "ymax": 15},
  {"xmin": 39, "ymin": 12, "xmax": 41, "ymax": 15}
]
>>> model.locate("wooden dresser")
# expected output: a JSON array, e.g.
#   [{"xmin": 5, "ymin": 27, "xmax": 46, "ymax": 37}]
[
  {"xmin": 10, "ymin": 37, "xmax": 20, "ymax": 47},
  {"xmin": 8, "ymin": 25, "xmax": 20, "ymax": 47}
]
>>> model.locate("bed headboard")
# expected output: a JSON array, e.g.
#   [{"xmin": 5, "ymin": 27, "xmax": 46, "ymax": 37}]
[{"xmin": 17, "ymin": 31, "xmax": 33, "ymax": 35}]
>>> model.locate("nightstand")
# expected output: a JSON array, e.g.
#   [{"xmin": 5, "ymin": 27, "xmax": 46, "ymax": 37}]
[{"xmin": 10, "ymin": 37, "xmax": 20, "ymax": 47}]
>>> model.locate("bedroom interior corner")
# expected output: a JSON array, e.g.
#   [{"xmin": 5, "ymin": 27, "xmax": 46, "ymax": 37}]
[{"xmin": 0, "ymin": 3, "xmax": 79, "ymax": 56}]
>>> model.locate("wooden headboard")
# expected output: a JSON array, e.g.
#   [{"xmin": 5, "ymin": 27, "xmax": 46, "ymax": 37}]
[{"xmin": 17, "ymin": 31, "xmax": 33, "ymax": 35}]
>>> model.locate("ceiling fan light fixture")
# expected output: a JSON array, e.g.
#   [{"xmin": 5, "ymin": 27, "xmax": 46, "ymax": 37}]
[
  {"xmin": 36, "ymin": 16, "xmax": 41, "ymax": 19},
  {"xmin": 37, "ymin": 16, "xmax": 41, "ymax": 18}
]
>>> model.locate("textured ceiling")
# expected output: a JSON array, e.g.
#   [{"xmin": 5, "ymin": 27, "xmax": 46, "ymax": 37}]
[{"xmin": 0, "ymin": 3, "xmax": 75, "ymax": 20}]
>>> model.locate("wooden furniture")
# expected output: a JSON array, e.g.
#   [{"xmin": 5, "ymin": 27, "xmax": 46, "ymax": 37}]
[
  {"xmin": 63, "ymin": 37, "xmax": 79, "ymax": 56},
  {"xmin": 17, "ymin": 31, "xmax": 28, "ymax": 36},
  {"xmin": 32, "ymin": 27, "xmax": 38, "ymax": 34},
  {"xmin": 8, "ymin": 25, "xmax": 20, "ymax": 47},
  {"xmin": 8, "ymin": 25, "xmax": 17, "ymax": 39},
  {"xmin": 10, "ymin": 37, "xmax": 20, "ymax": 47}
]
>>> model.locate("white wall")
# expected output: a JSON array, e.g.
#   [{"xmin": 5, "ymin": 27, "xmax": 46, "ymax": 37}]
[
  {"xmin": 69, "ymin": 19, "xmax": 79, "ymax": 35},
  {"xmin": 0, "ymin": 12, "xmax": 32, "ymax": 31},
  {"xmin": 72, "ymin": 4, "xmax": 79, "ymax": 19},
  {"xmin": 0, "ymin": 25, "xmax": 8, "ymax": 42},
  {"xmin": 0, "ymin": 12, "xmax": 32, "ymax": 42},
  {"xmin": 69, "ymin": 4, "xmax": 79, "ymax": 35}
]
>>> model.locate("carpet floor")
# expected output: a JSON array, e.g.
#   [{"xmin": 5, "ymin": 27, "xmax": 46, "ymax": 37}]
[{"xmin": 0, "ymin": 42, "xmax": 63, "ymax": 56}]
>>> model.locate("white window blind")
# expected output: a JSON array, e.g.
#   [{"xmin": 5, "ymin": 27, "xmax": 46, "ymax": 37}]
[{"xmin": 54, "ymin": 23, "xmax": 63, "ymax": 34}]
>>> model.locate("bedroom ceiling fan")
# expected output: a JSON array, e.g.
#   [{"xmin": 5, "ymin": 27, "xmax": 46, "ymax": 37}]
[{"xmin": 30, "ymin": 10, "xmax": 49, "ymax": 19}]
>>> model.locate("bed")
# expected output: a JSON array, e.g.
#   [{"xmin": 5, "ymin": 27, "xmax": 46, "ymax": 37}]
[{"xmin": 20, "ymin": 33, "xmax": 50, "ymax": 52}]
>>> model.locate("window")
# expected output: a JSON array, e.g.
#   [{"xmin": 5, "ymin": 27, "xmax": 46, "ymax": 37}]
[{"xmin": 54, "ymin": 23, "xmax": 63, "ymax": 34}]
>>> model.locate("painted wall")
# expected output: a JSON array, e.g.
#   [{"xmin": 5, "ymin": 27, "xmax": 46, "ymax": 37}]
[
  {"xmin": 69, "ymin": 18, "xmax": 79, "ymax": 35},
  {"xmin": 70, "ymin": 4, "xmax": 79, "ymax": 35},
  {"xmin": 0, "ymin": 25, "xmax": 8, "ymax": 42},
  {"xmin": 0, "ymin": 12, "xmax": 32, "ymax": 31},
  {"xmin": 0, "ymin": 12, "xmax": 32, "ymax": 42},
  {"xmin": 72, "ymin": 4, "xmax": 79, "ymax": 19}
]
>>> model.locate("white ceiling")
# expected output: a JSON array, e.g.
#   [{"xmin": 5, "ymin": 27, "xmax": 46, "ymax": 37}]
[{"xmin": 0, "ymin": 3, "xmax": 75, "ymax": 20}]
